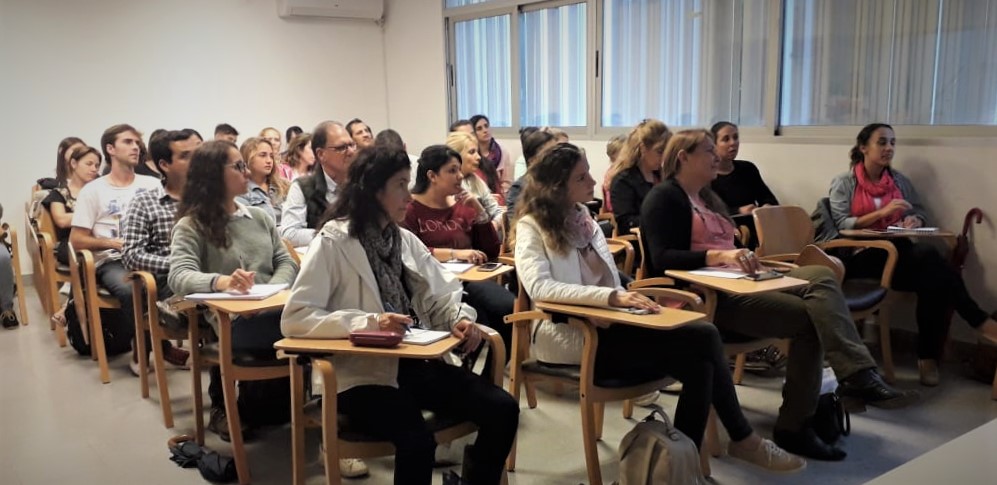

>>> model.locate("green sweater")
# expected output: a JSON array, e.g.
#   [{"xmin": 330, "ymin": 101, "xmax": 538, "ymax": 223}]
[{"xmin": 168, "ymin": 205, "xmax": 298, "ymax": 297}]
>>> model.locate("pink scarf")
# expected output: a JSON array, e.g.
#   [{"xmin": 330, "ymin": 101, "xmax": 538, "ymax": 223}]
[{"xmin": 851, "ymin": 164, "xmax": 903, "ymax": 230}]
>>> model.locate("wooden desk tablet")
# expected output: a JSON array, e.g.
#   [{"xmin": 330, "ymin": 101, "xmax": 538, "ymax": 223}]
[
  {"xmin": 274, "ymin": 335, "xmax": 461, "ymax": 359},
  {"xmin": 455, "ymin": 263, "xmax": 515, "ymax": 283},
  {"xmin": 665, "ymin": 270, "xmax": 809, "ymax": 296},
  {"xmin": 194, "ymin": 289, "xmax": 290, "ymax": 315},
  {"xmin": 839, "ymin": 228, "xmax": 957, "ymax": 247},
  {"xmin": 534, "ymin": 301, "xmax": 704, "ymax": 330}
]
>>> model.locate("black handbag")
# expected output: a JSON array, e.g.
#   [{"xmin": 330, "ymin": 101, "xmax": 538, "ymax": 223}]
[{"xmin": 814, "ymin": 392, "xmax": 850, "ymax": 444}]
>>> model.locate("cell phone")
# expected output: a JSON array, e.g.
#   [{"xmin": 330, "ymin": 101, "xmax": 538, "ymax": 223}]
[
  {"xmin": 743, "ymin": 270, "xmax": 784, "ymax": 281},
  {"xmin": 478, "ymin": 262, "xmax": 502, "ymax": 272}
]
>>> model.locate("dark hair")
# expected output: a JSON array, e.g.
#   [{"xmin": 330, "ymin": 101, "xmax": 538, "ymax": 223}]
[
  {"xmin": 849, "ymin": 123, "xmax": 894, "ymax": 166},
  {"xmin": 320, "ymin": 145, "xmax": 412, "ymax": 237},
  {"xmin": 311, "ymin": 120, "xmax": 341, "ymax": 160},
  {"xmin": 67, "ymin": 146, "xmax": 102, "ymax": 180},
  {"xmin": 100, "ymin": 124, "xmax": 140, "ymax": 166},
  {"xmin": 56, "ymin": 137, "xmax": 85, "ymax": 185},
  {"xmin": 285, "ymin": 125, "xmax": 303, "ymax": 143},
  {"xmin": 374, "ymin": 129, "xmax": 405, "ymax": 151},
  {"xmin": 522, "ymin": 129, "xmax": 557, "ymax": 168},
  {"xmin": 709, "ymin": 121, "xmax": 737, "ymax": 139},
  {"xmin": 181, "ymin": 128, "xmax": 203, "ymax": 141},
  {"xmin": 178, "ymin": 141, "xmax": 238, "ymax": 248},
  {"xmin": 449, "ymin": 119, "xmax": 472, "ymax": 132},
  {"xmin": 467, "ymin": 114, "xmax": 501, "ymax": 191},
  {"xmin": 411, "ymin": 145, "xmax": 461, "ymax": 195},
  {"xmin": 469, "ymin": 114, "xmax": 490, "ymax": 135},
  {"xmin": 151, "ymin": 130, "xmax": 200, "ymax": 183},
  {"xmin": 512, "ymin": 143, "xmax": 586, "ymax": 255},
  {"xmin": 214, "ymin": 123, "xmax": 238, "ymax": 136},
  {"xmin": 518, "ymin": 126, "xmax": 539, "ymax": 146},
  {"xmin": 345, "ymin": 118, "xmax": 369, "ymax": 137}
]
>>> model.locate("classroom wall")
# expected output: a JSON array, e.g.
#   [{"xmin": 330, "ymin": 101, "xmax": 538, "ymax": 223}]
[{"xmin": 0, "ymin": 0, "xmax": 388, "ymax": 266}]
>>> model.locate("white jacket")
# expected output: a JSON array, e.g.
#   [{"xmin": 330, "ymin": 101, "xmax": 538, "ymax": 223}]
[
  {"xmin": 514, "ymin": 210, "xmax": 622, "ymax": 365},
  {"xmin": 281, "ymin": 219, "xmax": 476, "ymax": 393}
]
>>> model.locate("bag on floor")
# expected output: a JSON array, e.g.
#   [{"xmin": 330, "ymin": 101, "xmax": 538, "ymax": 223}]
[
  {"xmin": 64, "ymin": 297, "xmax": 132, "ymax": 357},
  {"xmin": 617, "ymin": 404, "xmax": 708, "ymax": 485},
  {"xmin": 814, "ymin": 392, "xmax": 850, "ymax": 444},
  {"xmin": 237, "ymin": 377, "xmax": 292, "ymax": 426}
]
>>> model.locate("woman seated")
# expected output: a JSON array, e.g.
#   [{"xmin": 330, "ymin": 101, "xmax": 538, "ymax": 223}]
[
  {"xmin": 829, "ymin": 123, "xmax": 997, "ymax": 385},
  {"xmin": 469, "ymin": 114, "xmax": 512, "ymax": 202},
  {"xmin": 283, "ymin": 133, "xmax": 315, "ymax": 181},
  {"xmin": 168, "ymin": 141, "xmax": 299, "ymax": 441},
  {"xmin": 514, "ymin": 142, "xmax": 803, "ymax": 472},
  {"xmin": 403, "ymin": 145, "xmax": 515, "ymax": 359},
  {"xmin": 600, "ymin": 134, "xmax": 627, "ymax": 215},
  {"xmin": 43, "ymin": 146, "xmax": 101, "ymax": 265},
  {"xmin": 641, "ymin": 129, "xmax": 917, "ymax": 460},
  {"xmin": 609, "ymin": 119, "xmax": 671, "ymax": 235},
  {"xmin": 281, "ymin": 146, "xmax": 518, "ymax": 485},
  {"xmin": 505, "ymin": 128, "xmax": 559, "ymax": 217},
  {"xmin": 445, "ymin": 132, "xmax": 505, "ymax": 233},
  {"xmin": 709, "ymin": 122, "xmax": 779, "ymax": 216},
  {"xmin": 235, "ymin": 137, "xmax": 289, "ymax": 225}
]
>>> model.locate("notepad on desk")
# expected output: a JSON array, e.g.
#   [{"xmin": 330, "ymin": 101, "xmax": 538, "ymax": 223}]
[
  {"xmin": 402, "ymin": 328, "xmax": 451, "ymax": 345},
  {"xmin": 185, "ymin": 283, "xmax": 288, "ymax": 301},
  {"xmin": 688, "ymin": 268, "xmax": 747, "ymax": 279},
  {"xmin": 441, "ymin": 262, "xmax": 475, "ymax": 274},
  {"xmin": 887, "ymin": 226, "xmax": 938, "ymax": 233}
]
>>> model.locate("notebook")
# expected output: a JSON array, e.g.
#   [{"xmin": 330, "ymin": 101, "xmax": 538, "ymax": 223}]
[
  {"xmin": 402, "ymin": 328, "xmax": 451, "ymax": 345},
  {"xmin": 185, "ymin": 283, "xmax": 288, "ymax": 301},
  {"xmin": 441, "ymin": 262, "xmax": 475, "ymax": 274}
]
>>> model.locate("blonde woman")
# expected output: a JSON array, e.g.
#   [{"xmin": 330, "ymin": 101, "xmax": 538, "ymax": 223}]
[
  {"xmin": 445, "ymin": 131, "xmax": 504, "ymax": 233},
  {"xmin": 236, "ymin": 138, "xmax": 289, "ymax": 225},
  {"xmin": 601, "ymin": 134, "xmax": 627, "ymax": 213},
  {"xmin": 259, "ymin": 127, "xmax": 287, "ymax": 176},
  {"xmin": 608, "ymin": 119, "xmax": 671, "ymax": 234}
]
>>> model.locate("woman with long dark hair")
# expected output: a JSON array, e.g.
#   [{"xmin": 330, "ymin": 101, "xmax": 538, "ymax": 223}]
[
  {"xmin": 282, "ymin": 145, "xmax": 518, "ymax": 485},
  {"xmin": 469, "ymin": 114, "xmax": 512, "ymax": 201}
]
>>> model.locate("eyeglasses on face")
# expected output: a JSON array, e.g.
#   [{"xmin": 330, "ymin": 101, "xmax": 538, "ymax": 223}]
[
  {"xmin": 227, "ymin": 160, "xmax": 248, "ymax": 172},
  {"xmin": 321, "ymin": 141, "xmax": 357, "ymax": 154}
]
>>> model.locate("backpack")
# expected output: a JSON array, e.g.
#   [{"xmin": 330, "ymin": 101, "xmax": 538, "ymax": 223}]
[
  {"xmin": 64, "ymin": 297, "xmax": 133, "ymax": 357},
  {"xmin": 617, "ymin": 404, "xmax": 708, "ymax": 485}
]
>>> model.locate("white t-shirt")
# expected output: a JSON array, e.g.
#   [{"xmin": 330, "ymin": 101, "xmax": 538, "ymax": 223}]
[{"xmin": 71, "ymin": 174, "xmax": 162, "ymax": 264}]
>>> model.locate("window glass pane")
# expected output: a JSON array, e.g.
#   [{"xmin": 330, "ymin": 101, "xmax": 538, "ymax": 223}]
[
  {"xmin": 520, "ymin": 3, "xmax": 587, "ymax": 127},
  {"xmin": 454, "ymin": 14, "xmax": 512, "ymax": 126},
  {"xmin": 446, "ymin": 0, "xmax": 498, "ymax": 8},
  {"xmin": 781, "ymin": 0, "xmax": 997, "ymax": 126},
  {"xmin": 601, "ymin": 0, "xmax": 767, "ymax": 128}
]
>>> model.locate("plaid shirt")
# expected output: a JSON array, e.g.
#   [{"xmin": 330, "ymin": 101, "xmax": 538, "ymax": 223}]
[{"xmin": 122, "ymin": 186, "xmax": 177, "ymax": 274}]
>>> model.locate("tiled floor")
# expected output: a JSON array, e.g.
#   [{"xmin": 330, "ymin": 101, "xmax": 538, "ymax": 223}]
[{"xmin": 2, "ymin": 293, "xmax": 996, "ymax": 484}]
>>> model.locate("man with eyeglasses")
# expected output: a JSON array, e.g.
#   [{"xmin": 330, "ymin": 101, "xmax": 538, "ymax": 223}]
[{"xmin": 280, "ymin": 121, "xmax": 358, "ymax": 247}]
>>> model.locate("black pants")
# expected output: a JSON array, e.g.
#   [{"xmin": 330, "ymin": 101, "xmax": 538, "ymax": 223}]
[
  {"xmin": 95, "ymin": 259, "xmax": 136, "ymax": 346},
  {"xmin": 338, "ymin": 360, "xmax": 519, "ymax": 485},
  {"xmin": 844, "ymin": 238, "xmax": 989, "ymax": 359},
  {"xmin": 462, "ymin": 281, "xmax": 515, "ymax": 361},
  {"xmin": 594, "ymin": 321, "xmax": 753, "ymax": 448},
  {"xmin": 208, "ymin": 310, "xmax": 285, "ymax": 409}
]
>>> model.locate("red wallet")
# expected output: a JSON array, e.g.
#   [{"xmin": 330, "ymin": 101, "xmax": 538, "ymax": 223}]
[{"xmin": 349, "ymin": 330, "xmax": 403, "ymax": 348}]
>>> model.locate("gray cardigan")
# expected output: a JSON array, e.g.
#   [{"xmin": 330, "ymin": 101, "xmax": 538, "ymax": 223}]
[{"xmin": 828, "ymin": 168, "xmax": 928, "ymax": 230}]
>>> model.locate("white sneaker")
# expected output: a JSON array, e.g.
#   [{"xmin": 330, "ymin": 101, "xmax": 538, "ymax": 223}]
[
  {"xmin": 129, "ymin": 357, "xmax": 153, "ymax": 377},
  {"xmin": 632, "ymin": 391, "xmax": 659, "ymax": 407},
  {"xmin": 338, "ymin": 458, "xmax": 369, "ymax": 478},
  {"xmin": 729, "ymin": 437, "xmax": 806, "ymax": 473}
]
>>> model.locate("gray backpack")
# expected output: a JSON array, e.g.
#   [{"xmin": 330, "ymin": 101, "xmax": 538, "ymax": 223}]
[{"xmin": 617, "ymin": 404, "xmax": 708, "ymax": 485}]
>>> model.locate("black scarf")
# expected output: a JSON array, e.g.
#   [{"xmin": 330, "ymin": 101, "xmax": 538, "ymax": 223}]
[{"xmin": 358, "ymin": 223, "xmax": 411, "ymax": 317}]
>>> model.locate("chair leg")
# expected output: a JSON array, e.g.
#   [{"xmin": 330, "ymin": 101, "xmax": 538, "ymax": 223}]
[
  {"xmin": 506, "ymin": 363, "xmax": 523, "ymax": 472},
  {"xmin": 289, "ymin": 357, "xmax": 308, "ymax": 485},
  {"xmin": 150, "ymin": 334, "xmax": 174, "ymax": 429},
  {"xmin": 579, "ymin": 398, "xmax": 603, "ymax": 485},
  {"xmin": 524, "ymin": 377, "xmax": 538, "ymax": 409},
  {"xmin": 878, "ymin": 305, "xmax": 896, "ymax": 384},
  {"xmin": 314, "ymin": 359, "xmax": 342, "ymax": 485},
  {"xmin": 133, "ymin": 291, "xmax": 150, "ymax": 399},
  {"xmin": 10, "ymin": 243, "xmax": 28, "ymax": 325},
  {"xmin": 190, "ymin": 318, "xmax": 205, "ymax": 445},
  {"xmin": 221, "ymin": 363, "xmax": 251, "ymax": 485},
  {"xmin": 594, "ymin": 401, "xmax": 605, "ymax": 441},
  {"xmin": 622, "ymin": 399, "xmax": 634, "ymax": 419},
  {"xmin": 89, "ymin": 305, "xmax": 111, "ymax": 384},
  {"xmin": 733, "ymin": 352, "xmax": 747, "ymax": 385}
]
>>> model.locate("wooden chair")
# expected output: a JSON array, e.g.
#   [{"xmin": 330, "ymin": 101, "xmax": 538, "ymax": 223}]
[
  {"xmin": 182, "ymin": 304, "xmax": 291, "ymax": 485},
  {"xmin": 605, "ymin": 237, "xmax": 635, "ymax": 277},
  {"xmin": 753, "ymin": 205, "xmax": 900, "ymax": 381},
  {"xmin": 38, "ymin": 210, "xmax": 73, "ymax": 328},
  {"xmin": 129, "ymin": 271, "xmax": 188, "ymax": 428},
  {"xmin": 294, "ymin": 324, "xmax": 507, "ymax": 485},
  {"xmin": 25, "ymin": 202, "xmax": 50, "ymax": 315},
  {"xmin": 504, "ymin": 274, "xmax": 704, "ymax": 484},
  {"xmin": 1, "ymin": 222, "xmax": 29, "ymax": 325},
  {"xmin": 68, "ymin": 244, "xmax": 119, "ymax": 384}
]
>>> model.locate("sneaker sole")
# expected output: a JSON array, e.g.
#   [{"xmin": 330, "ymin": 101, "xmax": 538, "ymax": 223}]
[{"xmin": 728, "ymin": 453, "xmax": 808, "ymax": 474}]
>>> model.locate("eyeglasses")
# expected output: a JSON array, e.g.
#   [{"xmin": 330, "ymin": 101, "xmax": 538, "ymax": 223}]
[
  {"xmin": 321, "ymin": 142, "xmax": 357, "ymax": 154},
  {"xmin": 227, "ymin": 160, "xmax": 248, "ymax": 172}
]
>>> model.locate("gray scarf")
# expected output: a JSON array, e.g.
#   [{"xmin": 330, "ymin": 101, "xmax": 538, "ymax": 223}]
[{"xmin": 358, "ymin": 223, "xmax": 411, "ymax": 317}]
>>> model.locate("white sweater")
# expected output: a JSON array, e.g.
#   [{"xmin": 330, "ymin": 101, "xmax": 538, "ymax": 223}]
[
  {"xmin": 280, "ymin": 218, "xmax": 476, "ymax": 392},
  {"xmin": 514, "ymin": 210, "xmax": 623, "ymax": 364}
]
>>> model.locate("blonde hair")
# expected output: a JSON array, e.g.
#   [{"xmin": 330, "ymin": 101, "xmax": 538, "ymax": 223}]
[
  {"xmin": 240, "ymin": 137, "xmax": 289, "ymax": 199},
  {"xmin": 605, "ymin": 119, "xmax": 671, "ymax": 185},
  {"xmin": 661, "ymin": 129, "xmax": 730, "ymax": 221},
  {"xmin": 445, "ymin": 131, "xmax": 478, "ymax": 175}
]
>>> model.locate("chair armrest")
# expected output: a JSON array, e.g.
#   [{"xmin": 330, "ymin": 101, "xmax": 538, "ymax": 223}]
[
  {"xmin": 503, "ymin": 310, "xmax": 550, "ymax": 326},
  {"xmin": 128, "ymin": 271, "xmax": 159, "ymax": 315},
  {"xmin": 497, "ymin": 254, "xmax": 515, "ymax": 266},
  {"xmin": 628, "ymin": 277, "xmax": 678, "ymax": 289},
  {"xmin": 761, "ymin": 260, "xmax": 799, "ymax": 271},
  {"xmin": 759, "ymin": 253, "xmax": 800, "ymax": 262},
  {"xmin": 474, "ymin": 323, "xmax": 506, "ymax": 386},
  {"xmin": 820, "ymin": 239, "xmax": 899, "ymax": 288},
  {"xmin": 630, "ymin": 287, "xmax": 705, "ymax": 312}
]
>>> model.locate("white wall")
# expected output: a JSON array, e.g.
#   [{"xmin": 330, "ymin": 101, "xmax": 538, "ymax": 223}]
[{"xmin": 0, "ymin": 0, "xmax": 388, "ymax": 270}]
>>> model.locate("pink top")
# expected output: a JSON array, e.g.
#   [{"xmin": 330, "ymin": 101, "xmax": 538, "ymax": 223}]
[
  {"xmin": 277, "ymin": 163, "xmax": 294, "ymax": 181},
  {"xmin": 689, "ymin": 196, "xmax": 737, "ymax": 252}
]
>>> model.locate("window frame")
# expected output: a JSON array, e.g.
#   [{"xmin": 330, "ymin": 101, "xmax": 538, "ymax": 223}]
[{"xmin": 443, "ymin": 0, "xmax": 997, "ymax": 140}]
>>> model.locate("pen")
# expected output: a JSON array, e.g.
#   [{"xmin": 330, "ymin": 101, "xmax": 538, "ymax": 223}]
[{"xmin": 383, "ymin": 303, "xmax": 412, "ymax": 333}]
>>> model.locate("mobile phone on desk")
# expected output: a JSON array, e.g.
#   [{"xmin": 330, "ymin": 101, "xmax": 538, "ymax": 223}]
[
  {"xmin": 607, "ymin": 306, "xmax": 651, "ymax": 315},
  {"xmin": 743, "ymin": 270, "xmax": 784, "ymax": 281},
  {"xmin": 478, "ymin": 262, "xmax": 502, "ymax": 272}
]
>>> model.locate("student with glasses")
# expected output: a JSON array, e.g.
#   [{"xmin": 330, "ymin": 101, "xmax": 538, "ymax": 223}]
[
  {"xmin": 640, "ymin": 129, "xmax": 917, "ymax": 462},
  {"xmin": 280, "ymin": 121, "xmax": 359, "ymax": 247}
]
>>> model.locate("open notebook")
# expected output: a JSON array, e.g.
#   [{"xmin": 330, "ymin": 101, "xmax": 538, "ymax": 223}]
[
  {"xmin": 402, "ymin": 328, "xmax": 451, "ymax": 345},
  {"xmin": 185, "ymin": 283, "xmax": 288, "ymax": 301}
]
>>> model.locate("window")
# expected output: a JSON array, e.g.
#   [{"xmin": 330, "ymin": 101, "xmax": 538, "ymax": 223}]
[
  {"xmin": 601, "ymin": 0, "xmax": 770, "ymax": 128},
  {"xmin": 452, "ymin": 14, "xmax": 513, "ymax": 126},
  {"xmin": 446, "ymin": 0, "xmax": 499, "ymax": 7},
  {"xmin": 782, "ymin": 0, "xmax": 997, "ymax": 126},
  {"xmin": 520, "ymin": 2, "xmax": 588, "ymax": 126}
]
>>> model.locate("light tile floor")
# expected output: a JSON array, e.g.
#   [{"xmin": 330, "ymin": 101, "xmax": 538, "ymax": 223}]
[{"xmin": 1, "ymin": 294, "xmax": 996, "ymax": 484}]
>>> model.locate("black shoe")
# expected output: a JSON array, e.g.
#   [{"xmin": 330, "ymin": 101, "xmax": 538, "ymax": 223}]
[
  {"xmin": 1, "ymin": 310, "xmax": 18, "ymax": 329},
  {"xmin": 207, "ymin": 407, "xmax": 253, "ymax": 443},
  {"xmin": 838, "ymin": 369, "xmax": 919, "ymax": 410},
  {"xmin": 773, "ymin": 426, "xmax": 847, "ymax": 461}
]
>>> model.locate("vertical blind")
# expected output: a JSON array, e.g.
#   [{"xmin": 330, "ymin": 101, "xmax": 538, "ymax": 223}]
[{"xmin": 520, "ymin": 2, "xmax": 587, "ymax": 126}]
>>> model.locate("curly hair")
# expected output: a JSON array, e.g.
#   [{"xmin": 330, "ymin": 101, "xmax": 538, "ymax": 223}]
[
  {"xmin": 511, "ymin": 143, "xmax": 585, "ymax": 256},
  {"xmin": 178, "ymin": 141, "xmax": 238, "ymax": 248},
  {"xmin": 320, "ymin": 145, "xmax": 412, "ymax": 238}
]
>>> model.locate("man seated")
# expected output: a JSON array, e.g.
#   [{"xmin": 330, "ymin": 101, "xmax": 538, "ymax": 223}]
[
  {"xmin": 69, "ymin": 124, "xmax": 163, "ymax": 373},
  {"xmin": 213, "ymin": 123, "xmax": 238, "ymax": 144},
  {"xmin": 122, "ymin": 129, "xmax": 202, "ymax": 370}
]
